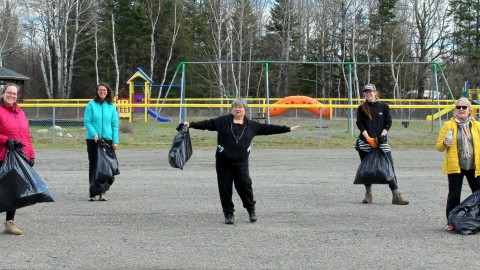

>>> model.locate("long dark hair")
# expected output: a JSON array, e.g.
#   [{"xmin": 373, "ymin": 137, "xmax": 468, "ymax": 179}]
[
  {"xmin": 360, "ymin": 101, "xmax": 373, "ymax": 120},
  {"xmin": 94, "ymin": 82, "xmax": 114, "ymax": 103},
  {"xmin": 360, "ymin": 84, "xmax": 379, "ymax": 120}
]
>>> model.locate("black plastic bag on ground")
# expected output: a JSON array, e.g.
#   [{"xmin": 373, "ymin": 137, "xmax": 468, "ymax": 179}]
[
  {"xmin": 0, "ymin": 149, "xmax": 54, "ymax": 212},
  {"xmin": 448, "ymin": 190, "xmax": 480, "ymax": 235},
  {"xmin": 169, "ymin": 126, "xmax": 193, "ymax": 170},
  {"xmin": 95, "ymin": 139, "xmax": 120, "ymax": 184},
  {"xmin": 354, "ymin": 148, "xmax": 396, "ymax": 185}
]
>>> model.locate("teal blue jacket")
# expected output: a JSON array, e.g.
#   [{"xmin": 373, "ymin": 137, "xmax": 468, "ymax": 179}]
[{"xmin": 84, "ymin": 100, "xmax": 119, "ymax": 144}]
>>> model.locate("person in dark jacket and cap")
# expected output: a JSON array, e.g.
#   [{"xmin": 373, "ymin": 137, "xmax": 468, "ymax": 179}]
[
  {"xmin": 183, "ymin": 98, "xmax": 299, "ymax": 224},
  {"xmin": 355, "ymin": 83, "xmax": 409, "ymax": 205}
]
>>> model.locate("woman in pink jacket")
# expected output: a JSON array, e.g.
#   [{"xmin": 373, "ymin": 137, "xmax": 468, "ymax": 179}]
[{"xmin": 0, "ymin": 83, "xmax": 35, "ymax": 235}]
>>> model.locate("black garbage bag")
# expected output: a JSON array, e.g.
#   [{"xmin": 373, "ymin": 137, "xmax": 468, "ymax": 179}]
[
  {"xmin": 354, "ymin": 148, "xmax": 396, "ymax": 185},
  {"xmin": 448, "ymin": 190, "xmax": 480, "ymax": 235},
  {"xmin": 95, "ymin": 139, "xmax": 120, "ymax": 184},
  {"xmin": 169, "ymin": 126, "xmax": 193, "ymax": 170},
  {"xmin": 0, "ymin": 148, "xmax": 54, "ymax": 212}
]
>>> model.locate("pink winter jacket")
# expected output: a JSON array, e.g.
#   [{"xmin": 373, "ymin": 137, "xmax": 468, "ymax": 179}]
[{"xmin": 0, "ymin": 102, "xmax": 35, "ymax": 162}]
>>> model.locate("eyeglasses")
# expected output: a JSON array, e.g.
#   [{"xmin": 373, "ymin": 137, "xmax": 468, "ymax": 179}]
[
  {"xmin": 4, "ymin": 91, "xmax": 17, "ymax": 96},
  {"xmin": 456, "ymin": 105, "xmax": 468, "ymax": 110}
]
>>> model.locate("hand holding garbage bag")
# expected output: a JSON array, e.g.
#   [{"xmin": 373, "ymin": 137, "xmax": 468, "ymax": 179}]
[
  {"xmin": 377, "ymin": 135, "xmax": 387, "ymax": 144},
  {"xmin": 176, "ymin": 123, "xmax": 185, "ymax": 131},
  {"xmin": 6, "ymin": 139, "xmax": 22, "ymax": 150},
  {"xmin": 169, "ymin": 124, "xmax": 193, "ymax": 170},
  {"xmin": 366, "ymin": 137, "xmax": 378, "ymax": 148},
  {"xmin": 6, "ymin": 139, "xmax": 14, "ymax": 150}
]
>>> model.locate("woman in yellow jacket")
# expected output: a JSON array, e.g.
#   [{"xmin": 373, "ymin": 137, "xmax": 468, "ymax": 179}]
[{"xmin": 436, "ymin": 97, "xmax": 480, "ymax": 230}]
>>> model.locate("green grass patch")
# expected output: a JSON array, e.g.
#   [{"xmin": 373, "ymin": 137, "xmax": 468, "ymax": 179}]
[{"xmin": 29, "ymin": 118, "xmax": 441, "ymax": 150}]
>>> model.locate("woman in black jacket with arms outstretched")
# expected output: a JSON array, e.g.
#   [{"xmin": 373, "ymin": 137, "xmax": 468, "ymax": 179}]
[{"xmin": 183, "ymin": 98, "xmax": 299, "ymax": 224}]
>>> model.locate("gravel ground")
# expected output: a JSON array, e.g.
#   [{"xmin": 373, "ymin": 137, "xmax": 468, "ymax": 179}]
[{"xmin": 0, "ymin": 148, "xmax": 478, "ymax": 270}]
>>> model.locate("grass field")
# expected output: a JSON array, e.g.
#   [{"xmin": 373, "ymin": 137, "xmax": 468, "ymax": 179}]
[{"xmin": 29, "ymin": 117, "xmax": 441, "ymax": 150}]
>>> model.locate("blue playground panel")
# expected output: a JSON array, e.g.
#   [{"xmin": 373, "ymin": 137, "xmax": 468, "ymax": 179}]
[{"xmin": 147, "ymin": 109, "xmax": 172, "ymax": 122}]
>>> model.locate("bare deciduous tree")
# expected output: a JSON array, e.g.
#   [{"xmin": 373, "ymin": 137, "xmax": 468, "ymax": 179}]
[
  {"xmin": 146, "ymin": 0, "xmax": 162, "ymax": 81},
  {"xmin": 206, "ymin": 0, "xmax": 233, "ymax": 99},
  {"xmin": 411, "ymin": 0, "xmax": 450, "ymax": 97},
  {"xmin": 155, "ymin": 0, "xmax": 184, "ymax": 100},
  {"xmin": 111, "ymin": 13, "xmax": 119, "ymax": 96},
  {"xmin": 23, "ymin": 0, "xmax": 95, "ymax": 98},
  {"xmin": 0, "ymin": 0, "xmax": 20, "ymax": 67}
]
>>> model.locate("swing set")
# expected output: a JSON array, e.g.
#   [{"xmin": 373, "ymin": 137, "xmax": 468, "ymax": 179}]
[{"xmin": 150, "ymin": 61, "xmax": 454, "ymax": 136}]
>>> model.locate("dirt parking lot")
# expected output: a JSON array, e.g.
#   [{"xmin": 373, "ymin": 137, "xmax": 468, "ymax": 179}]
[{"xmin": 0, "ymin": 148, "xmax": 478, "ymax": 269}]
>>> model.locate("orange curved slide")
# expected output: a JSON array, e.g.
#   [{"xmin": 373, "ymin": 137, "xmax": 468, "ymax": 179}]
[{"xmin": 268, "ymin": 96, "xmax": 330, "ymax": 117}]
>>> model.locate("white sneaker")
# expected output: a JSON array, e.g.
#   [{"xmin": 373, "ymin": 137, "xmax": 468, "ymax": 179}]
[{"xmin": 89, "ymin": 195, "xmax": 99, "ymax": 201}]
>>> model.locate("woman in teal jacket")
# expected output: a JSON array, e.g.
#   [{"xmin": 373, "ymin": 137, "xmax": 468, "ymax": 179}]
[{"xmin": 84, "ymin": 82, "xmax": 119, "ymax": 201}]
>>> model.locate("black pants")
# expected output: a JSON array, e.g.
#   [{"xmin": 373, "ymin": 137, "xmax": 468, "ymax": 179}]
[
  {"xmin": 215, "ymin": 158, "xmax": 255, "ymax": 214},
  {"xmin": 86, "ymin": 139, "xmax": 112, "ymax": 198},
  {"xmin": 357, "ymin": 149, "xmax": 398, "ymax": 190},
  {"xmin": 0, "ymin": 161, "xmax": 15, "ymax": 221},
  {"xmin": 446, "ymin": 169, "xmax": 480, "ymax": 220}
]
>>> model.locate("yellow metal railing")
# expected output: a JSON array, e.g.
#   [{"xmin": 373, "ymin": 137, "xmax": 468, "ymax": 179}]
[
  {"xmin": 23, "ymin": 97, "xmax": 454, "ymax": 103},
  {"xmin": 20, "ymin": 98, "xmax": 458, "ymax": 123}
]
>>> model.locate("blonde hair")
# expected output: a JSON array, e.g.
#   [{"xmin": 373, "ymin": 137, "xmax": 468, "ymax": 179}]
[{"xmin": 455, "ymin": 97, "xmax": 474, "ymax": 119}]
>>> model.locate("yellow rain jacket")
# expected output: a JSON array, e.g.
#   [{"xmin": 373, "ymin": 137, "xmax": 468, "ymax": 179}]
[{"xmin": 436, "ymin": 117, "xmax": 480, "ymax": 176}]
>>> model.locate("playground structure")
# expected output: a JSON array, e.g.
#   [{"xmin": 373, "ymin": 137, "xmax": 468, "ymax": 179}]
[
  {"xmin": 426, "ymin": 106, "xmax": 455, "ymax": 121},
  {"xmin": 267, "ymin": 96, "xmax": 331, "ymax": 118},
  {"xmin": 158, "ymin": 60, "xmax": 454, "ymax": 135},
  {"xmin": 463, "ymin": 80, "xmax": 480, "ymax": 118},
  {"xmin": 147, "ymin": 109, "xmax": 172, "ymax": 122},
  {"xmin": 426, "ymin": 79, "xmax": 480, "ymax": 121},
  {"xmin": 118, "ymin": 67, "xmax": 172, "ymax": 123}
]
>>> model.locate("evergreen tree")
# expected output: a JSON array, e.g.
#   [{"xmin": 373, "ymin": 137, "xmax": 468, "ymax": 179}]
[
  {"xmin": 263, "ymin": 0, "xmax": 301, "ymax": 97},
  {"xmin": 368, "ymin": 0, "xmax": 406, "ymax": 97},
  {"xmin": 99, "ymin": 0, "xmax": 150, "ymax": 88},
  {"xmin": 449, "ymin": 0, "xmax": 480, "ymax": 60},
  {"xmin": 69, "ymin": 0, "xmax": 100, "ymax": 98}
]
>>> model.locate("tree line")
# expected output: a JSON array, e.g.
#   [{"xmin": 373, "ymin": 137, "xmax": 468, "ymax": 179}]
[{"xmin": 0, "ymin": 0, "xmax": 477, "ymax": 100}]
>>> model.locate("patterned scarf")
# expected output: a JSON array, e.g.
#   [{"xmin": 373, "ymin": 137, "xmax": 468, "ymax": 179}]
[{"xmin": 454, "ymin": 116, "xmax": 472, "ymax": 158}]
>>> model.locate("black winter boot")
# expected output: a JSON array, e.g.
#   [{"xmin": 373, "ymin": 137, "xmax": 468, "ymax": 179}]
[
  {"xmin": 224, "ymin": 213, "xmax": 234, "ymax": 224},
  {"xmin": 248, "ymin": 208, "xmax": 257, "ymax": 222}
]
